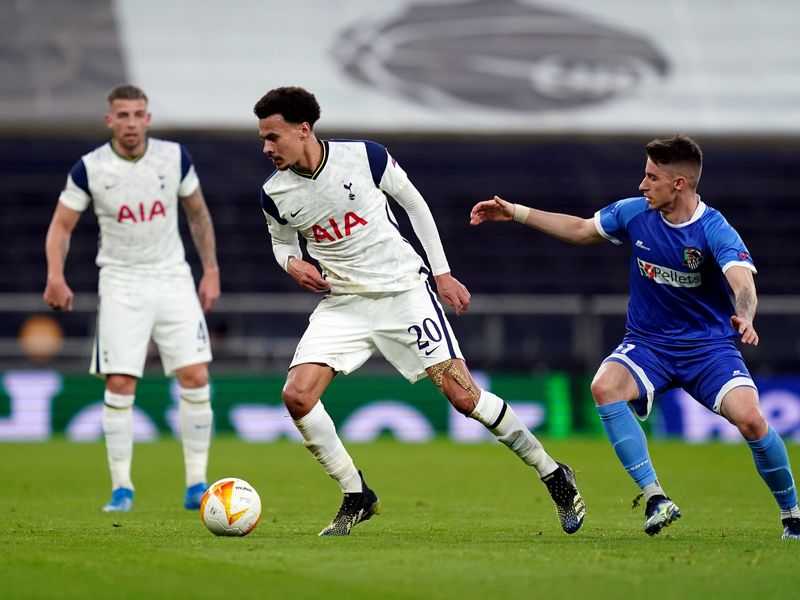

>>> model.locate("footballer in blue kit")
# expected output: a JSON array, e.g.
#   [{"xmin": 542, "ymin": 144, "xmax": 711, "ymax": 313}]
[{"xmin": 471, "ymin": 134, "xmax": 800, "ymax": 539}]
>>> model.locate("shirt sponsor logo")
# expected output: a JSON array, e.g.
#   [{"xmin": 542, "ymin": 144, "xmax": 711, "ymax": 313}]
[{"xmin": 637, "ymin": 258, "xmax": 702, "ymax": 288}]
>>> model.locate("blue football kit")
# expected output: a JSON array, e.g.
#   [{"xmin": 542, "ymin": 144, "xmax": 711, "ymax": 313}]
[{"xmin": 595, "ymin": 197, "xmax": 757, "ymax": 417}]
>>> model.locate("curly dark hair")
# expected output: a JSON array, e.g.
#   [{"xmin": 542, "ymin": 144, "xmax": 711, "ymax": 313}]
[
  {"xmin": 645, "ymin": 134, "xmax": 702, "ymax": 169},
  {"xmin": 253, "ymin": 86, "xmax": 321, "ymax": 126}
]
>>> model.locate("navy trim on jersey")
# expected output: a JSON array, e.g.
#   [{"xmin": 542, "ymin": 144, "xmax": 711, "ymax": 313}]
[
  {"xmin": 329, "ymin": 139, "xmax": 388, "ymax": 187},
  {"xmin": 420, "ymin": 267, "xmax": 456, "ymax": 358},
  {"xmin": 259, "ymin": 188, "xmax": 287, "ymax": 224},
  {"xmin": 290, "ymin": 140, "xmax": 329, "ymax": 180},
  {"xmin": 364, "ymin": 140, "xmax": 388, "ymax": 187},
  {"xmin": 179, "ymin": 144, "xmax": 194, "ymax": 181},
  {"xmin": 69, "ymin": 159, "xmax": 90, "ymax": 197}
]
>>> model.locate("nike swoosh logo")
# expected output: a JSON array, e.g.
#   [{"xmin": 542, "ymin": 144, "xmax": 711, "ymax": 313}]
[
  {"xmin": 290, "ymin": 209, "xmax": 302, "ymax": 218},
  {"xmin": 424, "ymin": 346, "xmax": 441, "ymax": 356}
]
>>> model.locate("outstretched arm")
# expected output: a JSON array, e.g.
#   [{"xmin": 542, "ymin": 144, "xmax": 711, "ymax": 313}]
[
  {"xmin": 180, "ymin": 185, "xmax": 220, "ymax": 312},
  {"xmin": 470, "ymin": 196, "xmax": 604, "ymax": 245},
  {"xmin": 725, "ymin": 265, "xmax": 759, "ymax": 346},
  {"xmin": 44, "ymin": 202, "xmax": 81, "ymax": 311}
]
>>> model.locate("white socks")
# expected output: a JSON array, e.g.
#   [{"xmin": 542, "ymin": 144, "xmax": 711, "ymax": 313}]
[
  {"xmin": 294, "ymin": 401, "xmax": 362, "ymax": 493},
  {"xmin": 178, "ymin": 385, "xmax": 213, "ymax": 487},
  {"xmin": 103, "ymin": 390, "xmax": 134, "ymax": 491},
  {"xmin": 470, "ymin": 389, "xmax": 558, "ymax": 478}
]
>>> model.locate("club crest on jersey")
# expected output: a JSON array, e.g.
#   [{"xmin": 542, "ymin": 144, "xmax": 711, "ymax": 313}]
[
  {"xmin": 682, "ymin": 247, "xmax": 704, "ymax": 270},
  {"xmin": 312, "ymin": 212, "xmax": 368, "ymax": 242},
  {"xmin": 343, "ymin": 182, "xmax": 356, "ymax": 200}
]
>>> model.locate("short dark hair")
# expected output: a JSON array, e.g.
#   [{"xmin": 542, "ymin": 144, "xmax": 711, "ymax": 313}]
[
  {"xmin": 645, "ymin": 134, "xmax": 702, "ymax": 169},
  {"xmin": 107, "ymin": 84, "xmax": 148, "ymax": 104},
  {"xmin": 253, "ymin": 86, "xmax": 321, "ymax": 127}
]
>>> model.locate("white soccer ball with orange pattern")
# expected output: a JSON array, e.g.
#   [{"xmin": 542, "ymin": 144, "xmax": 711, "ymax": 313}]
[{"xmin": 200, "ymin": 478, "xmax": 262, "ymax": 536}]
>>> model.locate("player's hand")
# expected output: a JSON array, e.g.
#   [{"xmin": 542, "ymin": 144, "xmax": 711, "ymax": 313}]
[
  {"xmin": 731, "ymin": 315, "xmax": 759, "ymax": 346},
  {"xmin": 287, "ymin": 257, "xmax": 331, "ymax": 293},
  {"xmin": 469, "ymin": 196, "xmax": 515, "ymax": 226},
  {"xmin": 43, "ymin": 278, "xmax": 74, "ymax": 311},
  {"xmin": 198, "ymin": 267, "xmax": 221, "ymax": 312},
  {"xmin": 434, "ymin": 272, "xmax": 470, "ymax": 315}
]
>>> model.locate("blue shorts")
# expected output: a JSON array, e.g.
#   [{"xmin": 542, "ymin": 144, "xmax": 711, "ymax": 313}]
[{"xmin": 603, "ymin": 336, "xmax": 757, "ymax": 420}]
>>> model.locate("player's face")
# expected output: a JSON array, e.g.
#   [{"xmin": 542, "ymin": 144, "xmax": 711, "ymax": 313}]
[
  {"xmin": 105, "ymin": 99, "xmax": 151, "ymax": 156},
  {"xmin": 258, "ymin": 114, "xmax": 308, "ymax": 171},
  {"xmin": 639, "ymin": 158, "xmax": 679, "ymax": 211}
]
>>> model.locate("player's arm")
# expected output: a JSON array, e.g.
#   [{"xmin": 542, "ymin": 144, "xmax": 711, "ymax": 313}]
[
  {"xmin": 180, "ymin": 185, "xmax": 220, "ymax": 312},
  {"xmin": 264, "ymin": 212, "xmax": 330, "ymax": 294},
  {"xmin": 725, "ymin": 265, "xmax": 759, "ymax": 346},
  {"xmin": 44, "ymin": 202, "xmax": 81, "ymax": 311},
  {"xmin": 392, "ymin": 178, "xmax": 470, "ymax": 315},
  {"xmin": 470, "ymin": 196, "xmax": 603, "ymax": 245}
]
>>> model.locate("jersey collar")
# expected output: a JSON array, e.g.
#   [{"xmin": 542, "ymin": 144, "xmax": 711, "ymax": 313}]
[
  {"xmin": 290, "ymin": 140, "xmax": 328, "ymax": 180},
  {"xmin": 660, "ymin": 195, "xmax": 706, "ymax": 229},
  {"xmin": 109, "ymin": 137, "xmax": 149, "ymax": 163}
]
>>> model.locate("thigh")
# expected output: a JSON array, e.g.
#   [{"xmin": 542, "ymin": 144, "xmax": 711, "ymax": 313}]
[
  {"xmin": 680, "ymin": 344, "xmax": 757, "ymax": 414},
  {"xmin": 152, "ymin": 275, "xmax": 212, "ymax": 376},
  {"xmin": 290, "ymin": 294, "xmax": 376, "ymax": 375},
  {"xmin": 601, "ymin": 340, "xmax": 674, "ymax": 419},
  {"xmin": 372, "ymin": 278, "xmax": 464, "ymax": 383},
  {"xmin": 91, "ymin": 282, "xmax": 154, "ymax": 377}
]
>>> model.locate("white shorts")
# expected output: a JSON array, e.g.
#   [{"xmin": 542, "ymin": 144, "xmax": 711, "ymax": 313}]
[
  {"xmin": 291, "ymin": 273, "xmax": 464, "ymax": 383},
  {"xmin": 91, "ymin": 273, "xmax": 212, "ymax": 377}
]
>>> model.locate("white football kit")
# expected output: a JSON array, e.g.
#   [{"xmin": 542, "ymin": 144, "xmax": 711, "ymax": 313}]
[
  {"xmin": 59, "ymin": 138, "xmax": 212, "ymax": 377},
  {"xmin": 261, "ymin": 139, "xmax": 463, "ymax": 381}
]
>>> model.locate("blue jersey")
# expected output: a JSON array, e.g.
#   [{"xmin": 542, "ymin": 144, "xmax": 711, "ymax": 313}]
[{"xmin": 595, "ymin": 197, "xmax": 755, "ymax": 345}]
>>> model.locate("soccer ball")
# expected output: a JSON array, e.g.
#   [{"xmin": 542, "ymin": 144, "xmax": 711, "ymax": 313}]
[{"xmin": 200, "ymin": 478, "xmax": 262, "ymax": 536}]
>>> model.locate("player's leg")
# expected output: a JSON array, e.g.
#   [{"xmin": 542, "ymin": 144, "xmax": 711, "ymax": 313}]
[
  {"xmin": 284, "ymin": 362, "xmax": 380, "ymax": 535},
  {"xmin": 102, "ymin": 373, "xmax": 137, "ymax": 512},
  {"xmin": 372, "ymin": 277, "xmax": 583, "ymax": 532},
  {"xmin": 174, "ymin": 362, "xmax": 212, "ymax": 509},
  {"xmin": 719, "ymin": 386, "xmax": 800, "ymax": 539},
  {"xmin": 428, "ymin": 358, "xmax": 585, "ymax": 533},
  {"xmin": 152, "ymin": 274, "xmax": 214, "ymax": 508},
  {"xmin": 592, "ymin": 355, "xmax": 680, "ymax": 535},
  {"xmin": 93, "ymin": 278, "xmax": 153, "ymax": 512}
]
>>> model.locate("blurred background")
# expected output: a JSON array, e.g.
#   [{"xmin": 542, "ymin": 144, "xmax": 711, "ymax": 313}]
[{"xmin": 2, "ymin": 0, "xmax": 799, "ymax": 442}]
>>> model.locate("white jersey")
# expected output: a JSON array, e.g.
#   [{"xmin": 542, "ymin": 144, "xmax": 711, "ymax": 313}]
[
  {"xmin": 59, "ymin": 137, "xmax": 199, "ymax": 280},
  {"xmin": 260, "ymin": 139, "xmax": 449, "ymax": 294}
]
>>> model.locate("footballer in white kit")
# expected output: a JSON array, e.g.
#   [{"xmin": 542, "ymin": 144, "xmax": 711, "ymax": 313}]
[
  {"xmin": 261, "ymin": 137, "xmax": 463, "ymax": 381},
  {"xmin": 59, "ymin": 137, "xmax": 212, "ymax": 376},
  {"xmin": 44, "ymin": 85, "xmax": 219, "ymax": 514},
  {"xmin": 254, "ymin": 86, "xmax": 585, "ymax": 537}
]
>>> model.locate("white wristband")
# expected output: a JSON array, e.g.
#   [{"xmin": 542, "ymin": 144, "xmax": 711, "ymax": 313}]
[{"xmin": 513, "ymin": 203, "xmax": 531, "ymax": 224}]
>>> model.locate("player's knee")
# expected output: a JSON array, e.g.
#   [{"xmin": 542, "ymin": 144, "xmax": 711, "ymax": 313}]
[
  {"xmin": 105, "ymin": 374, "xmax": 136, "ymax": 396},
  {"xmin": 733, "ymin": 408, "xmax": 769, "ymax": 441},
  {"xmin": 590, "ymin": 375, "xmax": 618, "ymax": 405},
  {"xmin": 282, "ymin": 381, "xmax": 315, "ymax": 416},
  {"xmin": 176, "ymin": 364, "xmax": 209, "ymax": 389}
]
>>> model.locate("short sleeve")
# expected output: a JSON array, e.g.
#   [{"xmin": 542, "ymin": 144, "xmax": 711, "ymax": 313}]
[
  {"xmin": 178, "ymin": 144, "xmax": 200, "ymax": 196},
  {"xmin": 58, "ymin": 159, "xmax": 92, "ymax": 212},
  {"xmin": 703, "ymin": 212, "xmax": 756, "ymax": 274},
  {"xmin": 594, "ymin": 197, "xmax": 648, "ymax": 245}
]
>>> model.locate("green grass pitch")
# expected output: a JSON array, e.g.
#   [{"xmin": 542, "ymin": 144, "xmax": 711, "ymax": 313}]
[{"xmin": 1, "ymin": 437, "xmax": 799, "ymax": 599}]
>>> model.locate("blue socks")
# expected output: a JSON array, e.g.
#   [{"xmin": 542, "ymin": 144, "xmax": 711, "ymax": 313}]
[
  {"xmin": 597, "ymin": 401, "xmax": 658, "ymax": 488},
  {"xmin": 747, "ymin": 426, "xmax": 798, "ymax": 510}
]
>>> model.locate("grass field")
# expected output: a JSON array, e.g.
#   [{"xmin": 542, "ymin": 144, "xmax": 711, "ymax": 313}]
[{"xmin": 1, "ymin": 437, "xmax": 799, "ymax": 599}]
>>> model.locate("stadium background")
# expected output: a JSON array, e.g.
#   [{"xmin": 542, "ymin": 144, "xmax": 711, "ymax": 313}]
[{"xmin": 2, "ymin": 0, "xmax": 800, "ymax": 444}]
